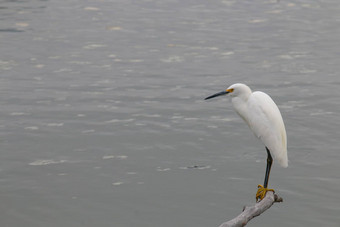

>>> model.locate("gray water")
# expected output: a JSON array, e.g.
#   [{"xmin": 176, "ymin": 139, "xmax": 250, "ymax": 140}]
[{"xmin": 1, "ymin": 0, "xmax": 340, "ymax": 226}]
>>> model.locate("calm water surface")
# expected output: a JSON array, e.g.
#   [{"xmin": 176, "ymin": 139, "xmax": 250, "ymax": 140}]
[{"xmin": 1, "ymin": 0, "xmax": 340, "ymax": 226}]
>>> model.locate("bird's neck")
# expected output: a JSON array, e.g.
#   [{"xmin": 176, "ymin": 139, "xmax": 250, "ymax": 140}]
[{"xmin": 231, "ymin": 97, "xmax": 249, "ymax": 123}]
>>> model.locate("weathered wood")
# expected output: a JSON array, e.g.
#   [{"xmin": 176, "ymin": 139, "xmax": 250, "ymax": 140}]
[{"xmin": 219, "ymin": 191, "xmax": 283, "ymax": 227}]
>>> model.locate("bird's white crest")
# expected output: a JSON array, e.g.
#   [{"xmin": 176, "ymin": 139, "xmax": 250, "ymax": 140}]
[{"xmin": 227, "ymin": 83, "xmax": 288, "ymax": 167}]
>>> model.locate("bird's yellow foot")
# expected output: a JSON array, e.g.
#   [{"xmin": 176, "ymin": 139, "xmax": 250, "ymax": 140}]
[{"xmin": 256, "ymin": 184, "xmax": 275, "ymax": 202}]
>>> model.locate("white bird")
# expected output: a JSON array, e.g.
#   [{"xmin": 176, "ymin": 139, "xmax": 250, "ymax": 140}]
[{"xmin": 205, "ymin": 83, "xmax": 287, "ymax": 201}]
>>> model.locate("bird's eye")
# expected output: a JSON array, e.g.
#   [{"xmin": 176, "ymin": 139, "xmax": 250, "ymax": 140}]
[{"xmin": 226, "ymin": 88, "xmax": 234, "ymax": 93}]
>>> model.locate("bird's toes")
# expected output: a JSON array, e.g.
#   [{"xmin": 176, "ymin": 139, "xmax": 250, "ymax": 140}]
[{"xmin": 255, "ymin": 185, "xmax": 275, "ymax": 202}]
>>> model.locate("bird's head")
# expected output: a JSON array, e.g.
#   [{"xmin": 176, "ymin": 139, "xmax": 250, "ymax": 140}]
[{"xmin": 205, "ymin": 83, "xmax": 252, "ymax": 100}]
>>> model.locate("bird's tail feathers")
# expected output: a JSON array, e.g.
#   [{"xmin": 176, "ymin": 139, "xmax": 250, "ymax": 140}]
[{"xmin": 276, "ymin": 150, "xmax": 288, "ymax": 168}]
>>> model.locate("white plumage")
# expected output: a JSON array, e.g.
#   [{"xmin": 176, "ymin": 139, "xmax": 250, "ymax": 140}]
[
  {"xmin": 205, "ymin": 83, "xmax": 288, "ymax": 201},
  {"xmin": 228, "ymin": 83, "xmax": 288, "ymax": 167}
]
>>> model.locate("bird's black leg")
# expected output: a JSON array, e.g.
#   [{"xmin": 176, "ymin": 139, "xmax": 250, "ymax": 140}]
[
  {"xmin": 256, "ymin": 147, "xmax": 275, "ymax": 202},
  {"xmin": 263, "ymin": 147, "xmax": 273, "ymax": 188}
]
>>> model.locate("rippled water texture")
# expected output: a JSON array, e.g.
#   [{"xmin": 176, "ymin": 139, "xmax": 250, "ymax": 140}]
[{"xmin": 1, "ymin": 0, "xmax": 340, "ymax": 226}]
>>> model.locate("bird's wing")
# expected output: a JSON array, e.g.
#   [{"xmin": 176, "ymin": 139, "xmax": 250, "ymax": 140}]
[{"xmin": 247, "ymin": 91, "xmax": 288, "ymax": 167}]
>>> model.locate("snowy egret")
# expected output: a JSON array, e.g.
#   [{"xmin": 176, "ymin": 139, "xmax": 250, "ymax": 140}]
[{"xmin": 205, "ymin": 83, "xmax": 287, "ymax": 202}]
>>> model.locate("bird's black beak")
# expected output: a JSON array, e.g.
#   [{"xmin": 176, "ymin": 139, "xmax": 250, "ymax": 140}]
[{"xmin": 205, "ymin": 90, "xmax": 229, "ymax": 100}]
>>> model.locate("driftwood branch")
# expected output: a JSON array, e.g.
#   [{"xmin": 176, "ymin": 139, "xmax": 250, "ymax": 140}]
[{"xmin": 219, "ymin": 191, "xmax": 283, "ymax": 227}]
